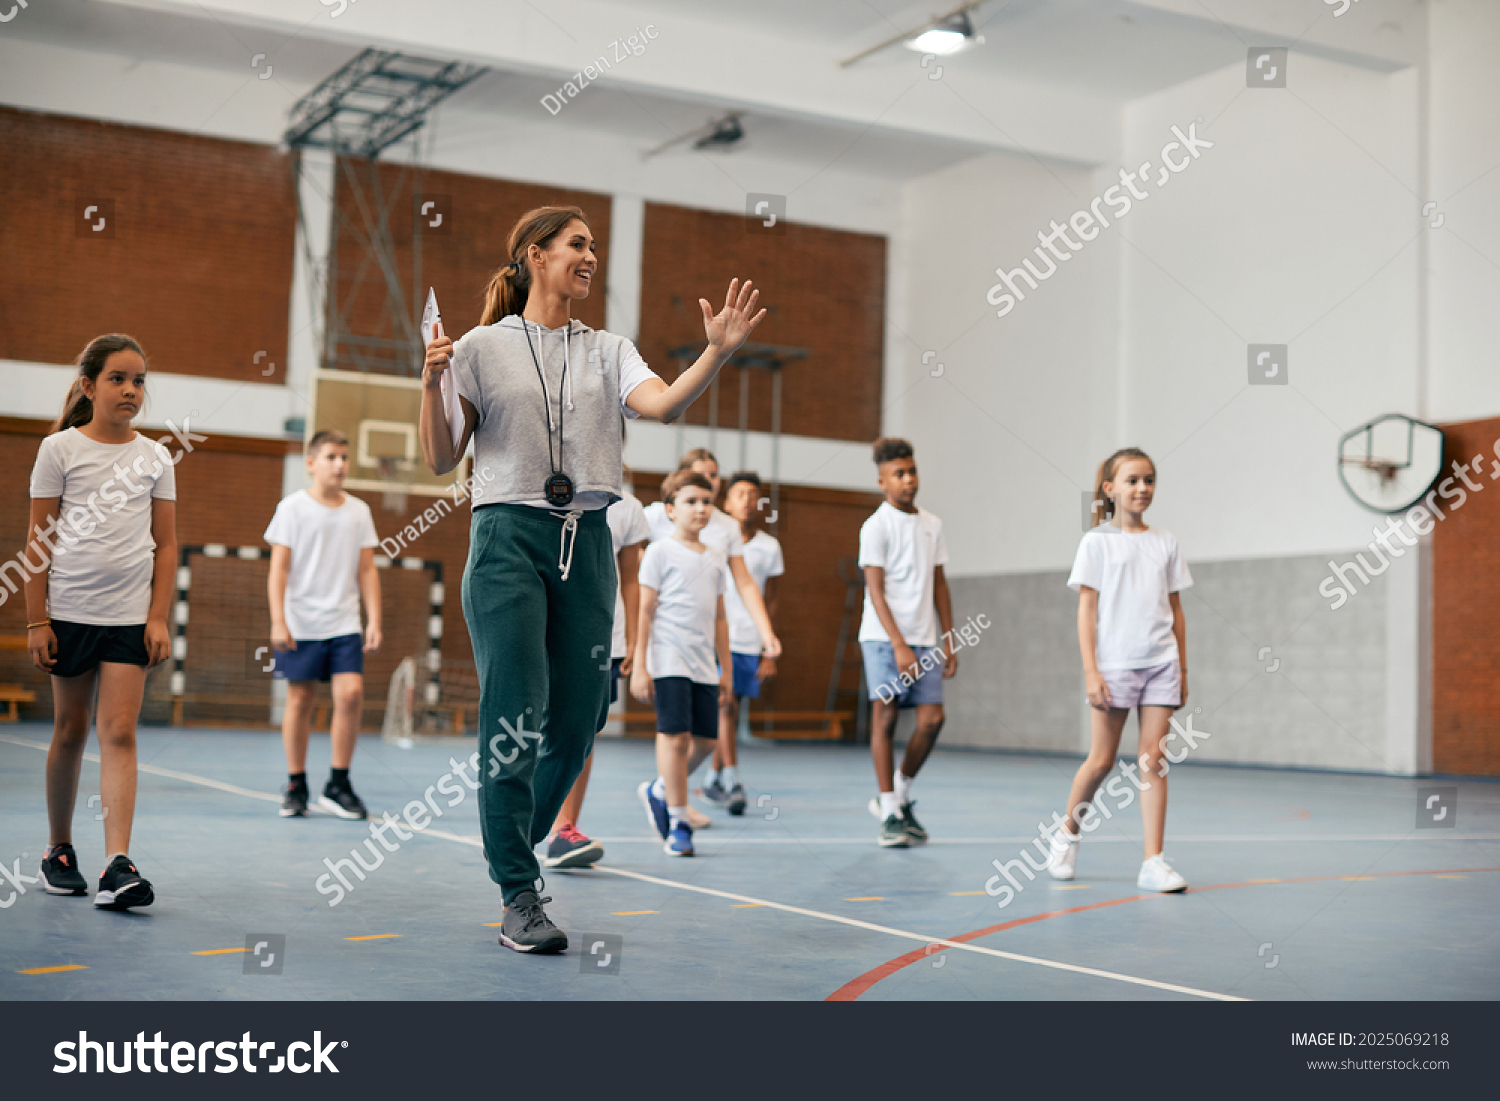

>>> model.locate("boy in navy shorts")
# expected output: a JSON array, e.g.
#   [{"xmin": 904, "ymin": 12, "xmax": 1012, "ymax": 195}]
[
  {"xmin": 630, "ymin": 471, "xmax": 732, "ymax": 857},
  {"xmin": 859, "ymin": 438, "xmax": 958, "ymax": 848},
  {"xmin": 265, "ymin": 430, "xmax": 382, "ymax": 819}
]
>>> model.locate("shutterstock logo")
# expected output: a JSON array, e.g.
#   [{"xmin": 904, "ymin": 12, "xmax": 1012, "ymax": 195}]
[{"xmin": 54, "ymin": 1031, "xmax": 345, "ymax": 1074}]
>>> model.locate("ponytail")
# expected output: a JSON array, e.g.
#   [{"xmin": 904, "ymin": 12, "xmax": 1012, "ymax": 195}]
[
  {"xmin": 479, "ymin": 205, "xmax": 590, "ymax": 326},
  {"xmin": 1092, "ymin": 446, "xmax": 1153, "ymax": 526},
  {"xmin": 51, "ymin": 333, "xmax": 145, "ymax": 435}
]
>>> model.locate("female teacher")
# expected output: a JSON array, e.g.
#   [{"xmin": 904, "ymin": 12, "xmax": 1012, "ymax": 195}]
[{"xmin": 419, "ymin": 204, "xmax": 776, "ymax": 954}]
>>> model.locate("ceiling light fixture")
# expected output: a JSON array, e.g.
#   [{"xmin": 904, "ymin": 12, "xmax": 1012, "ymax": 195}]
[{"xmin": 839, "ymin": 2, "xmax": 985, "ymax": 68}]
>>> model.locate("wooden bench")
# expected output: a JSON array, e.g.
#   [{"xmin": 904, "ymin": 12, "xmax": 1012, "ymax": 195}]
[
  {"xmin": 0, "ymin": 684, "xmax": 36, "ymax": 722},
  {"xmin": 617, "ymin": 710, "xmax": 855, "ymax": 741}
]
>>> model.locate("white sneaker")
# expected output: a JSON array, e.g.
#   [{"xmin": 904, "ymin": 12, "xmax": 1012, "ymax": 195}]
[
  {"xmin": 685, "ymin": 804, "xmax": 713, "ymax": 830},
  {"xmin": 1137, "ymin": 853, "xmax": 1187, "ymax": 892},
  {"xmin": 1046, "ymin": 829, "xmax": 1079, "ymax": 880}
]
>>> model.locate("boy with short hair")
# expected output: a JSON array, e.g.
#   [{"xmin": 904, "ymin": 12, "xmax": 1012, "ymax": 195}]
[
  {"xmin": 265, "ymin": 430, "xmax": 382, "ymax": 819},
  {"xmin": 630, "ymin": 470, "xmax": 733, "ymax": 857},
  {"xmin": 702, "ymin": 470, "xmax": 783, "ymax": 815},
  {"xmin": 858, "ymin": 437, "xmax": 957, "ymax": 848}
]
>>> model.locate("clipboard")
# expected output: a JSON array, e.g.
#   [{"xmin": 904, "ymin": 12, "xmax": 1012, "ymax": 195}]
[{"xmin": 423, "ymin": 287, "xmax": 464, "ymax": 454}]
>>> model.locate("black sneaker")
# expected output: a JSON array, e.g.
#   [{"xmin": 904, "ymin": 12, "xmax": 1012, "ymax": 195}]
[
  {"xmin": 499, "ymin": 886, "xmax": 568, "ymax": 954},
  {"xmin": 95, "ymin": 855, "xmax": 154, "ymax": 910},
  {"xmin": 701, "ymin": 779, "xmax": 730, "ymax": 807},
  {"xmin": 39, "ymin": 843, "xmax": 88, "ymax": 896},
  {"xmin": 319, "ymin": 780, "xmax": 367, "ymax": 820},
  {"xmin": 726, "ymin": 783, "xmax": 747, "ymax": 816},
  {"xmin": 543, "ymin": 823, "xmax": 604, "ymax": 869},
  {"xmin": 280, "ymin": 780, "xmax": 309, "ymax": 818},
  {"xmin": 900, "ymin": 801, "xmax": 929, "ymax": 845},
  {"xmin": 879, "ymin": 814, "xmax": 910, "ymax": 848}
]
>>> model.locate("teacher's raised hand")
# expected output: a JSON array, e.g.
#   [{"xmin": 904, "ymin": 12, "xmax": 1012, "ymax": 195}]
[{"xmin": 700, "ymin": 278, "xmax": 766, "ymax": 360}]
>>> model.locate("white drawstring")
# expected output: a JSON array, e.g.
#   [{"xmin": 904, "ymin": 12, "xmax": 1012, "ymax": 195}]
[{"xmin": 552, "ymin": 510, "xmax": 583, "ymax": 580}]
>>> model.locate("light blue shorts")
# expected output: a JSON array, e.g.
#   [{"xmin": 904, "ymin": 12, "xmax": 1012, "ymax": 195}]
[
  {"xmin": 861, "ymin": 641, "xmax": 944, "ymax": 708},
  {"xmin": 1101, "ymin": 661, "xmax": 1181, "ymax": 709}
]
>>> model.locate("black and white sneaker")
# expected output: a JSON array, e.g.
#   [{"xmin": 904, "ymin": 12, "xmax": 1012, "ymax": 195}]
[
  {"xmin": 499, "ymin": 886, "xmax": 568, "ymax": 954},
  {"xmin": 280, "ymin": 780, "xmax": 309, "ymax": 818},
  {"xmin": 95, "ymin": 855, "xmax": 154, "ymax": 910},
  {"xmin": 319, "ymin": 780, "xmax": 367, "ymax": 820},
  {"xmin": 726, "ymin": 783, "xmax": 748, "ymax": 816},
  {"xmin": 40, "ymin": 843, "xmax": 88, "ymax": 896},
  {"xmin": 543, "ymin": 823, "xmax": 604, "ymax": 869}
]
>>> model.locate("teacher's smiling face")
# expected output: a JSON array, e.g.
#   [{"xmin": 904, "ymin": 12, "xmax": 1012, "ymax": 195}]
[{"xmin": 527, "ymin": 218, "xmax": 596, "ymax": 301}]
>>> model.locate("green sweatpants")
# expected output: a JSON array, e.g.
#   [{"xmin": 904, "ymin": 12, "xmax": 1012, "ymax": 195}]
[{"xmin": 462, "ymin": 503, "xmax": 614, "ymax": 904}]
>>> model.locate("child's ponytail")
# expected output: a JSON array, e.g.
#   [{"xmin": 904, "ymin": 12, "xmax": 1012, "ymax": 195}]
[
  {"xmin": 1092, "ymin": 446, "xmax": 1153, "ymax": 526},
  {"xmin": 50, "ymin": 333, "xmax": 146, "ymax": 435}
]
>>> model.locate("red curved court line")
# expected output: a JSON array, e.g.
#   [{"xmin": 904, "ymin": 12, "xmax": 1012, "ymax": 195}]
[{"xmin": 826, "ymin": 865, "xmax": 1500, "ymax": 1001}]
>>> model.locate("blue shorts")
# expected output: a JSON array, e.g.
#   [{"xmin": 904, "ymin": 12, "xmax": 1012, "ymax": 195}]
[
  {"xmin": 731, "ymin": 652, "xmax": 762, "ymax": 699},
  {"xmin": 861, "ymin": 641, "xmax": 944, "ymax": 708},
  {"xmin": 610, "ymin": 657, "xmax": 623, "ymax": 705},
  {"xmin": 274, "ymin": 633, "xmax": 364, "ymax": 683},
  {"xmin": 653, "ymin": 677, "xmax": 718, "ymax": 739}
]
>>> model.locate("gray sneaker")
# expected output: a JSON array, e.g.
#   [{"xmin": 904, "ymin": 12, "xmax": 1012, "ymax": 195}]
[
  {"xmin": 499, "ymin": 887, "xmax": 568, "ymax": 954},
  {"xmin": 900, "ymin": 801, "xmax": 928, "ymax": 845},
  {"xmin": 879, "ymin": 814, "xmax": 910, "ymax": 848},
  {"xmin": 701, "ymin": 779, "xmax": 730, "ymax": 807}
]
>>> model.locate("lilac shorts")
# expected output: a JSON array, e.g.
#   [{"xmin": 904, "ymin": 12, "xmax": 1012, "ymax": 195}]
[{"xmin": 1101, "ymin": 661, "xmax": 1181, "ymax": 709}]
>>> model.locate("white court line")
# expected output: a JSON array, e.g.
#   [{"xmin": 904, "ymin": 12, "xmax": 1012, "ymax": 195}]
[{"xmin": 0, "ymin": 733, "xmax": 1242, "ymax": 1001}]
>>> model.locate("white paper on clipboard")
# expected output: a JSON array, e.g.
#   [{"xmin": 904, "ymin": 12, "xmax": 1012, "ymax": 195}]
[{"xmin": 422, "ymin": 287, "xmax": 464, "ymax": 454}]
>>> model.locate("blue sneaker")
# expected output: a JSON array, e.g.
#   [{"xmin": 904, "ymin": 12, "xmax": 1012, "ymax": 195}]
[
  {"xmin": 664, "ymin": 821, "xmax": 694, "ymax": 856},
  {"xmin": 637, "ymin": 780, "xmax": 669, "ymax": 839}
]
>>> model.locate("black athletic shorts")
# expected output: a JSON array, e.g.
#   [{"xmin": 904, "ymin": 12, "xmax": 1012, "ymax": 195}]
[
  {"xmin": 49, "ymin": 620, "xmax": 150, "ymax": 679},
  {"xmin": 653, "ymin": 676, "xmax": 717, "ymax": 739}
]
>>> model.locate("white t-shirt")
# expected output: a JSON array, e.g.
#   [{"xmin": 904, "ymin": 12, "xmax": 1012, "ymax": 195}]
[
  {"xmin": 263, "ymin": 490, "xmax": 380, "ymax": 641},
  {"xmin": 726, "ymin": 531, "xmax": 783, "ymax": 654},
  {"xmin": 857, "ymin": 503, "xmax": 949, "ymax": 647},
  {"xmin": 1067, "ymin": 524, "xmax": 1193, "ymax": 671},
  {"xmin": 28, "ymin": 428, "xmax": 177, "ymax": 626},
  {"xmin": 638, "ymin": 537, "xmax": 726, "ymax": 685},
  {"xmin": 606, "ymin": 491, "xmax": 652, "ymax": 660}
]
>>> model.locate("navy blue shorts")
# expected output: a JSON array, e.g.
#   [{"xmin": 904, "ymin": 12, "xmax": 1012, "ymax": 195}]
[
  {"xmin": 653, "ymin": 677, "xmax": 717, "ymax": 738},
  {"xmin": 610, "ymin": 657, "xmax": 623, "ymax": 705},
  {"xmin": 49, "ymin": 621, "xmax": 149, "ymax": 679},
  {"xmin": 273, "ymin": 633, "xmax": 364, "ymax": 683},
  {"xmin": 731, "ymin": 652, "xmax": 762, "ymax": 699}
]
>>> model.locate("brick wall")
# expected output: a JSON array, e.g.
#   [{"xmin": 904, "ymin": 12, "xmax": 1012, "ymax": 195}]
[
  {"xmin": 327, "ymin": 159, "xmax": 612, "ymax": 373},
  {"xmin": 638, "ymin": 203, "xmax": 885, "ymax": 443},
  {"xmin": 0, "ymin": 107, "xmax": 296, "ymax": 382},
  {"xmin": 1432, "ymin": 416, "xmax": 1500, "ymax": 776}
]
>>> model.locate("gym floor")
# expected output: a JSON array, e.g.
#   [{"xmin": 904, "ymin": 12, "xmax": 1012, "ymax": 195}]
[{"xmin": 1, "ymin": 725, "xmax": 1496, "ymax": 1001}]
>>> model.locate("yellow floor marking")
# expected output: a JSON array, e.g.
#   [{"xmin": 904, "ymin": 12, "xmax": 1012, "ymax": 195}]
[
  {"xmin": 612, "ymin": 910, "xmax": 659, "ymax": 916},
  {"xmin": 732, "ymin": 903, "xmax": 764, "ymax": 908},
  {"xmin": 191, "ymin": 947, "xmax": 248, "ymax": 956},
  {"xmin": 1248, "ymin": 878, "xmax": 1283, "ymax": 884},
  {"xmin": 1434, "ymin": 875, "xmax": 1467, "ymax": 879},
  {"xmin": 1051, "ymin": 884, "xmax": 1091, "ymax": 890},
  {"xmin": 18, "ymin": 964, "xmax": 88, "ymax": 975},
  {"xmin": 482, "ymin": 922, "xmax": 503, "ymax": 927},
  {"xmin": 345, "ymin": 934, "xmax": 401, "ymax": 941},
  {"xmin": 844, "ymin": 896, "xmax": 884, "ymax": 902},
  {"xmin": 949, "ymin": 890, "xmax": 985, "ymax": 896}
]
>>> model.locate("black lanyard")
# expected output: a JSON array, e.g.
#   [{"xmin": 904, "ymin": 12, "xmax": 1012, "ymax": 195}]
[{"xmin": 521, "ymin": 317, "xmax": 575, "ymax": 506}]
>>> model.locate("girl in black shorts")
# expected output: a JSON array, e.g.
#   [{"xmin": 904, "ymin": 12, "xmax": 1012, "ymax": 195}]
[{"xmin": 24, "ymin": 334, "xmax": 177, "ymax": 909}]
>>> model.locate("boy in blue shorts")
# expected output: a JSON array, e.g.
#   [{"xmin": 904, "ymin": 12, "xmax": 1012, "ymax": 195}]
[
  {"xmin": 859, "ymin": 438, "xmax": 957, "ymax": 848},
  {"xmin": 630, "ymin": 470, "xmax": 733, "ymax": 857},
  {"xmin": 265, "ymin": 429, "xmax": 382, "ymax": 819}
]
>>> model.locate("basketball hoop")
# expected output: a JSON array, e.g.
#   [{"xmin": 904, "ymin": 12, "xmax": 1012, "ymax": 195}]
[
  {"xmin": 376, "ymin": 455, "xmax": 415, "ymax": 512},
  {"xmin": 1336, "ymin": 414, "xmax": 1444, "ymax": 514}
]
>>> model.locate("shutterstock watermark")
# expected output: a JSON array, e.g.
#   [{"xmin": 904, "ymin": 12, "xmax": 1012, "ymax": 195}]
[
  {"xmin": 541, "ymin": 26, "xmax": 658, "ymax": 116},
  {"xmin": 314, "ymin": 714, "xmax": 544, "ymax": 906},
  {"xmin": 982, "ymin": 711, "xmax": 1213, "ymax": 909},
  {"xmin": 986, "ymin": 121, "xmax": 1213, "ymax": 319},
  {"xmin": 0, "ymin": 418, "xmax": 207, "ymax": 609},
  {"xmin": 1319, "ymin": 440, "xmax": 1500, "ymax": 610}
]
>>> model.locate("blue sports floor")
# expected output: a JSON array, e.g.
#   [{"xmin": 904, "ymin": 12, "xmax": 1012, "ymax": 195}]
[{"xmin": 1, "ymin": 725, "xmax": 1496, "ymax": 1001}]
